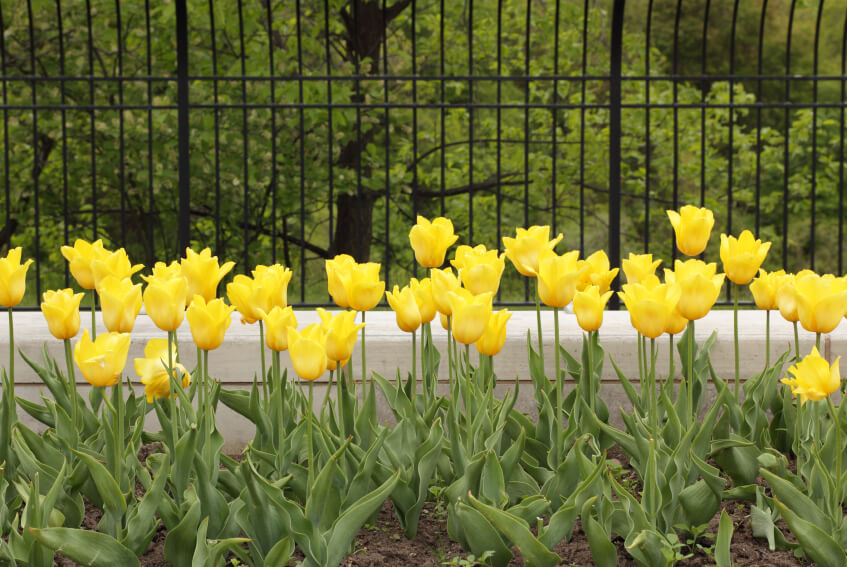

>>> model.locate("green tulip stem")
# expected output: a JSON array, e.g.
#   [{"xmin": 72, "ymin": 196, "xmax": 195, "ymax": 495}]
[
  {"xmin": 447, "ymin": 315, "xmax": 453, "ymax": 393},
  {"xmin": 307, "ymin": 380, "xmax": 315, "ymax": 492},
  {"xmin": 361, "ymin": 311, "xmax": 367, "ymax": 387},
  {"xmin": 258, "ymin": 320, "xmax": 268, "ymax": 404},
  {"xmin": 465, "ymin": 344, "xmax": 470, "ymax": 375},
  {"xmin": 588, "ymin": 330, "xmax": 596, "ymax": 414},
  {"xmin": 63, "ymin": 339, "xmax": 78, "ymax": 434},
  {"xmin": 649, "ymin": 337, "xmax": 657, "ymax": 432},
  {"xmin": 687, "ymin": 320, "xmax": 695, "ymax": 422},
  {"xmin": 554, "ymin": 308, "xmax": 562, "ymax": 412},
  {"xmin": 273, "ymin": 351, "xmax": 284, "ymax": 451},
  {"xmin": 668, "ymin": 333, "xmax": 675, "ymax": 385},
  {"xmin": 113, "ymin": 379, "xmax": 124, "ymax": 491},
  {"xmin": 827, "ymin": 397, "xmax": 842, "ymax": 511},
  {"xmin": 535, "ymin": 286, "xmax": 544, "ymax": 360},
  {"xmin": 196, "ymin": 349, "xmax": 204, "ymax": 415},
  {"xmin": 203, "ymin": 349, "xmax": 212, "ymax": 470},
  {"xmin": 637, "ymin": 334, "xmax": 644, "ymax": 405},
  {"xmin": 166, "ymin": 331, "xmax": 179, "ymax": 462},
  {"xmin": 816, "ymin": 332, "xmax": 821, "ymax": 352},
  {"xmin": 793, "ymin": 321, "xmax": 800, "ymax": 361},
  {"xmin": 90, "ymin": 290, "xmax": 97, "ymax": 339},
  {"xmin": 196, "ymin": 345, "xmax": 203, "ymax": 392},
  {"xmin": 421, "ymin": 323, "xmax": 427, "ymax": 399},
  {"xmin": 323, "ymin": 369, "xmax": 334, "ymax": 413},
  {"xmin": 7, "ymin": 307, "xmax": 14, "ymax": 404},
  {"xmin": 411, "ymin": 329, "xmax": 417, "ymax": 405},
  {"xmin": 733, "ymin": 282, "xmax": 740, "ymax": 397},
  {"xmin": 765, "ymin": 310, "xmax": 771, "ymax": 368}
]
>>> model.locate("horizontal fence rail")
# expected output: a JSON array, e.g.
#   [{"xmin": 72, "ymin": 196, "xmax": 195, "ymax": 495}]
[{"xmin": 0, "ymin": 0, "xmax": 845, "ymax": 307}]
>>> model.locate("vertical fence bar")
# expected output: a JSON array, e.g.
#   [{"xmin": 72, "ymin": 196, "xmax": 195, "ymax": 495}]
[
  {"xmin": 468, "ymin": 0, "xmax": 474, "ymax": 245},
  {"xmin": 810, "ymin": 0, "xmax": 824, "ymax": 271},
  {"xmin": 411, "ymin": 0, "xmax": 417, "ymax": 278},
  {"xmin": 495, "ymin": 0, "xmax": 502, "ymax": 256},
  {"xmin": 439, "ymin": 0, "xmax": 445, "ymax": 217},
  {"xmin": 116, "ymin": 0, "xmax": 126, "ymax": 247},
  {"xmin": 700, "ymin": 0, "xmax": 709, "ymax": 210},
  {"xmin": 644, "ymin": 0, "xmax": 653, "ymax": 253},
  {"xmin": 383, "ymin": 0, "xmax": 391, "ymax": 289},
  {"xmin": 324, "ymin": 0, "xmax": 334, "ymax": 264},
  {"xmin": 782, "ymin": 1, "xmax": 797, "ymax": 270},
  {"xmin": 728, "ymin": 0, "xmax": 739, "ymax": 242},
  {"xmin": 579, "ymin": 0, "xmax": 588, "ymax": 255},
  {"xmin": 840, "ymin": 10, "xmax": 847, "ymax": 274},
  {"xmin": 208, "ymin": 0, "xmax": 221, "ymax": 258},
  {"xmin": 609, "ymin": 0, "xmax": 624, "ymax": 307},
  {"xmin": 237, "ymin": 0, "xmax": 249, "ymax": 268},
  {"xmin": 755, "ymin": 1, "xmax": 768, "ymax": 238},
  {"xmin": 176, "ymin": 0, "xmax": 191, "ymax": 256},
  {"xmin": 296, "ymin": 0, "xmax": 305, "ymax": 300},
  {"xmin": 551, "ymin": 0, "xmax": 559, "ymax": 238},
  {"xmin": 86, "ymin": 0, "xmax": 97, "ymax": 242},
  {"xmin": 146, "ymin": 0, "xmax": 155, "ymax": 267},
  {"xmin": 57, "ymin": 0, "xmax": 70, "ymax": 286},
  {"xmin": 267, "ymin": 0, "xmax": 277, "ymax": 265},
  {"xmin": 26, "ymin": 0, "xmax": 40, "ymax": 298},
  {"xmin": 671, "ymin": 0, "xmax": 682, "ymax": 264},
  {"xmin": 523, "ymin": 0, "xmax": 530, "ymax": 301},
  {"xmin": 0, "ymin": 3, "xmax": 8, "ymax": 255}
]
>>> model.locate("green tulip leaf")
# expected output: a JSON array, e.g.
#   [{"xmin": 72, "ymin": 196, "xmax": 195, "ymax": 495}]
[
  {"xmin": 29, "ymin": 527, "xmax": 140, "ymax": 567},
  {"xmin": 774, "ymin": 500, "xmax": 847, "ymax": 567},
  {"xmin": 715, "ymin": 509, "xmax": 734, "ymax": 567}
]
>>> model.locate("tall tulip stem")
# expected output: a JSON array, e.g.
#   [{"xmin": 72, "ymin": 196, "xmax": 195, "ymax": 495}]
[
  {"xmin": 668, "ymin": 334, "xmax": 675, "ymax": 384},
  {"xmin": 587, "ymin": 330, "xmax": 596, "ymax": 414},
  {"xmin": 733, "ymin": 282, "xmax": 740, "ymax": 397},
  {"xmin": 203, "ymin": 349, "xmax": 212, "ymax": 471},
  {"xmin": 534, "ymin": 286, "xmax": 544, "ymax": 360},
  {"xmin": 827, "ymin": 397, "xmax": 842, "ymax": 512},
  {"xmin": 63, "ymin": 339, "xmax": 78, "ymax": 434},
  {"xmin": 793, "ymin": 321, "xmax": 800, "ymax": 361},
  {"xmin": 447, "ymin": 315, "xmax": 453, "ymax": 393},
  {"xmin": 361, "ymin": 311, "xmax": 367, "ymax": 387},
  {"xmin": 324, "ymin": 370, "xmax": 334, "ymax": 410},
  {"xmin": 90, "ymin": 290, "xmax": 97, "ymax": 340},
  {"xmin": 7, "ymin": 307, "xmax": 13, "ymax": 404},
  {"xmin": 687, "ymin": 320, "xmax": 695, "ymax": 421},
  {"xmin": 273, "ymin": 351, "xmax": 284, "ymax": 451},
  {"xmin": 554, "ymin": 308, "xmax": 562, "ymax": 423},
  {"xmin": 411, "ymin": 329, "xmax": 417, "ymax": 405},
  {"xmin": 307, "ymin": 380, "xmax": 314, "ymax": 492},
  {"xmin": 649, "ymin": 337, "xmax": 657, "ymax": 431},
  {"xmin": 258, "ymin": 320, "xmax": 268, "ymax": 403},
  {"xmin": 816, "ymin": 332, "xmax": 821, "ymax": 352},
  {"xmin": 113, "ymin": 380, "xmax": 124, "ymax": 491},
  {"xmin": 166, "ymin": 330, "xmax": 179, "ymax": 459},
  {"xmin": 765, "ymin": 310, "xmax": 771, "ymax": 368}
]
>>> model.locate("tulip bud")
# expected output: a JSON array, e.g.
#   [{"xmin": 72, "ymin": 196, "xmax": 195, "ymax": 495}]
[
  {"xmin": 74, "ymin": 329, "xmax": 131, "ymax": 387},
  {"xmin": 781, "ymin": 346, "xmax": 841, "ymax": 404},
  {"xmin": 475, "ymin": 309, "xmax": 511, "ymax": 356},
  {"xmin": 0, "ymin": 247, "xmax": 34, "ymax": 308},
  {"xmin": 386, "ymin": 284, "xmax": 422, "ymax": 333},
  {"xmin": 448, "ymin": 290, "xmax": 493, "ymax": 345},
  {"xmin": 502, "ymin": 226, "xmax": 563, "ymax": 277},
  {"xmin": 181, "ymin": 247, "xmax": 235, "ymax": 303},
  {"xmin": 536, "ymin": 249, "xmax": 584, "ymax": 308},
  {"xmin": 134, "ymin": 338, "xmax": 189, "ymax": 402},
  {"xmin": 720, "ymin": 230, "xmax": 771, "ymax": 285},
  {"xmin": 41, "ymin": 288, "xmax": 85, "ymax": 340},
  {"xmin": 287, "ymin": 324, "xmax": 328, "ymax": 381},
  {"xmin": 60, "ymin": 239, "xmax": 108, "ymax": 290},
  {"xmin": 186, "ymin": 295, "xmax": 236, "ymax": 351},
  {"xmin": 91, "ymin": 248, "xmax": 144, "ymax": 289},
  {"xmin": 263, "ymin": 305, "xmax": 298, "ymax": 351},
  {"xmin": 666, "ymin": 205, "xmax": 715, "ymax": 257},
  {"xmin": 573, "ymin": 285, "xmax": 613, "ymax": 332},
  {"xmin": 577, "ymin": 250, "xmax": 619, "ymax": 293},
  {"xmin": 452, "ymin": 245, "xmax": 506, "ymax": 296},
  {"xmin": 409, "ymin": 216, "xmax": 459, "ymax": 268},
  {"xmin": 409, "ymin": 278, "xmax": 436, "ymax": 324},
  {"xmin": 97, "ymin": 276, "xmax": 143, "ymax": 333},
  {"xmin": 749, "ymin": 269, "xmax": 786, "ymax": 311}
]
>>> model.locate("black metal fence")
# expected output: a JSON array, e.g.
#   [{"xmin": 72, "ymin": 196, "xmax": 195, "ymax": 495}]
[{"xmin": 1, "ymin": 0, "xmax": 846, "ymax": 306}]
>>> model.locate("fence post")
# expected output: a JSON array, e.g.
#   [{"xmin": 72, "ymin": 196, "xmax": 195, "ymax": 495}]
[
  {"xmin": 176, "ymin": 0, "xmax": 190, "ymax": 255},
  {"xmin": 609, "ymin": 0, "xmax": 624, "ymax": 308}
]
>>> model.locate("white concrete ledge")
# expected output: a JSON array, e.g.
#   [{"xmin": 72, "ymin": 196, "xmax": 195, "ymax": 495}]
[{"xmin": 1, "ymin": 309, "xmax": 841, "ymax": 450}]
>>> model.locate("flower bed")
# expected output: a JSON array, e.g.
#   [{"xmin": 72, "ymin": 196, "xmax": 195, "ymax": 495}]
[{"xmin": 0, "ymin": 208, "xmax": 844, "ymax": 566}]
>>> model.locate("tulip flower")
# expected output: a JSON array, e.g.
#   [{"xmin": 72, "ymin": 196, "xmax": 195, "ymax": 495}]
[
  {"xmin": 667, "ymin": 205, "xmax": 715, "ymax": 257},
  {"xmin": 537, "ymin": 249, "xmax": 585, "ymax": 308},
  {"xmin": 342, "ymin": 262, "xmax": 385, "ymax": 313},
  {"xmin": 386, "ymin": 284, "xmax": 422, "ymax": 333},
  {"xmin": 134, "ymin": 338, "xmax": 189, "ymax": 402},
  {"xmin": 186, "ymin": 296, "xmax": 235, "ymax": 351},
  {"xmin": 0, "ymin": 247, "xmax": 34, "ymax": 308},
  {"xmin": 143, "ymin": 268, "xmax": 188, "ymax": 332},
  {"xmin": 97, "ymin": 276, "xmax": 143, "ymax": 333},
  {"xmin": 476, "ymin": 309, "xmax": 511, "ymax": 357},
  {"xmin": 622, "ymin": 253, "xmax": 662, "ymax": 285},
  {"xmin": 750, "ymin": 269, "xmax": 787, "ymax": 311},
  {"xmin": 577, "ymin": 250, "xmax": 619, "ymax": 293},
  {"xmin": 91, "ymin": 248, "xmax": 144, "ymax": 289},
  {"xmin": 502, "ymin": 226, "xmax": 563, "ymax": 277},
  {"xmin": 447, "ymin": 290, "xmax": 493, "ymax": 345},
  {"xmin": 665, "ymin": 307, "xmax": 688, "ymax": 336},
  {"xmin": 618, "ymin": 281, "xmax": 681, "ymax": 339},
  {"xmin": 317, "ymin": 308, "xmax": 363, "ymax": 364},
  {"xmin": 720, "ymin": 230, "xmax": 771, "ymax": 285},
  {"xmin": 73, "ymin": 329, "xmax": 131, "ymax": 388},
  {"xmin": 573, "ymin": 285, "xmax": 613, "ymax": 332},
  {"xmin": 781, "ymin": 346, "xmax": 841, "ymax": 404},
  {"xmin": 41, "ymin": 288, "xmax": 85, "ymax": 340},
  {"xmin": 181, "ymin": 247, "xmax": 235, "ymax": 303},
  {"xmin": 663, "ymin": 259, "xmax": 724, "ymax": 321},
  {"xmin": 409, "ymin": 216, "xmax": 459, "ymax": 268},
  {"xmin": 409, "ymin": 277, "xmax": 436, "ymax": 324},
  {"xmin": 262, "ymin": 306, "xmax": 298, "ymax": 352},
  {"xmin": 226, "ymin": 273, "xmax": 276, "ymax": 325},
  {"xmin": 452, "ymin": 245, "xmax": 506, "ymax": 296},
  {"xmin": 776, "ymin": 273, "xmax": 802, "ymax": 323},
  {"xmin": 326, "ymin": 254, "xmax": 356, "ymax": 308},
  {"xmin": 431, "ymin": 268, "xmax": 461, "ymax": 316},
  {"xmin": 60, "ymin": 239, "xmax": 108, "ymax": 290},
  {"xmin": 287, "ymin": 324, "xmax": 328, "ymax": 382},
  {"xmin": 793, "ymin": 272, "xmax": 847, "ymax": 335},
  {"xmin": 252, "ymin": 264, "xmax": 293, "ymax": 309}
]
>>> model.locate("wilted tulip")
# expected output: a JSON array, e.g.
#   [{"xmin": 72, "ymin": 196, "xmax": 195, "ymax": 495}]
[
  {"xmin": 386, "ymin": 284, "xmax": 422, "ymax": 333},
  {"xmin": 720, "ymin": 230, "xmax": 771, "ymax": 285},
  {"xmin": 573, "ymin": 285, "xmax": 613, "ymax": 332},
  {"xmin": 781, "ymin": 346, "xmax": 841, "ymax": 404},
  {"xmin": 181, "ymin": 247, "xmax": 235, "ymax": 303},
  {"xmin": 186, "ymin": 296, "xmax": 235, "ymax": 351},
  {"xmin": 448, "ymin": 290, "xmax": 493, "ymax": 345},
  {"xmin": 409, "ymin": 216, "xmax": 459, "ymax": 268},
  {"xmin": 74, "ymin": 329, "xmax": 130, "ymax": 388},
  {"xmin": 664, "ymin": 259, "xmax": 724, "ymax": 321},
  {"xmin": 263, "ymin": 305, "xmax": 298, "ymax": 351},
  {"xmin": 0, "ymin": 247, "xmax": 34, "ymax": 308},
  {"xmin": 452, "ymin": 245, "xmax": 506, "ymax": 296},
  {"xmin": 41, "ymin": 288, "xmax": 85, "ymax": 340},
  {"xmin": 134, "ymin": 338, "xmax": 189, "ymax": 402},
  {"xmin": 622, "ymin": 253, "xmax": 662, "ymax": 285},
  {"xmin": 537, "ymin": 249, "xmax": 585, "ymax": 308},
  {"xmin": 476, "ymin": 309, "xmax": 512, "ymax": 356},
  {"xmin": 287, "ymin": 324, "xmax": 328, "ymax": 381},
  {"xmin": 667, "ymin": 205, "xmax": 714, "ymax": 257},
  {"xmin": 749, "ymin": 269, "xmax": 786, "ymax": 311},
  {"xmin": 60, "ymin": 239, "xmax": 108, "ymax": 290},
  {"xmin": 97, "ymin": 276, "xmax": 143, "ymax": 333},
  {"xmin": 502, "ymin": 226, "xmax": 563, "ymax": 277}
]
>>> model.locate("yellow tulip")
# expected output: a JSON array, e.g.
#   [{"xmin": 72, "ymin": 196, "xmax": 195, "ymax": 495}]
[
  {"xmin": 622, "ymin": 253, "xmax": 662, "ymax": 285},
  {"xmin": 326, "ymin": 254, "xmax": 356, "ymax": 308},
  {"xmin": 342, "ymin": 262, "xmax": 385, "ymax": 312},
  {"xmin": 720, "ymin": 230, "xmax": 771, "ymax": 285},
  {"xmin": 226, "ymin": 273, "xmax": 276, "ymax": 324},
  {"xmin": 409, "ymin": 278, "xmax": 436, "ymax": 324},
  {"xmin": 0, "ymin": 247, "xmax": 33, "ymax": 308},
  {"xmin": 143, "ymin": 269, "xmax": 188, "ymax": 332},
  {"xmin": 537, "ymin": 249, "xmax": 585, "ymax": 308},
  {"xmin": 475, "ymin": 309, "xmax": 512, "ymax": 356},
  {"xmin": 91, "ymin": 248, "xmax": 144, "ymax": 289},
  {"xmin": 776, "ymin": 272, "xmax": 807, "ymax": 323},
  {"xmin": 665, "ymin": 307, "xmax": 688, "ymax": 336},
  {"xmin": 287, "ymin": 324, "xmax": 328, "ymax": 381},
  {"xmin": 144, "ymin": 260, "xmax": 182, "ymax": 281},
  {"xmin": 439, "ymin": 312, "xmax": 450, "ymax": 331},
  {"xmin": 749, "ymin": 269, "xmax": 787, "ymax": 311},
  {"xmin": 452, "ymin": 245, "xmax": 506, "ymax": 296},
  {"xmin": 181, "ymin": 247, "xmax": 235, "ymax": 303},
  {"xmin": 60, "ymin": 239, "xmax": 108, "ymax": 290},
  {"xmin": 666, "ymin": 205, "xmax": 715, "ymax": 256},
  {"xmin": 133, "ymin": 338, "xmax": 189, "ymax": 403},
  {"xmin": 317, "ymin": 308, "xmax": 364, "ymax": 363},
  {"xmin": 502, "ymin": 226, "xmax": 563, "ymax": 277},
  {"xmin": 431, "ymin": 268, "xmax": 461, "ymax": 316},
  {"xmin": 252, "ymin": 264, "xmax": 293, "ymax": 309},
  {"xmin": 263, "ymin": 305, "xmax": 298, "ymax": 351},
  {"xmin": 781, "ymin": 346, "xmax": 841, "ymax": 404},
  {"xmin": 409, "ymin": 216, "xmax": 459, "ymax": 268},
  {"xmin": 41, "ymin": 288, "xmax": 84, "ymax": 339},
  {"xmin": 386, "ymin": 284, "xmax": 422, "ymax": 333},
  {"xmin": 793, "ymin": 272, "xmax": 847, "ymax": 334},
  {"xmin": 618, "ymin": 281, "xmax": 681, "ymax": 339},
  {"xmin": 664, "ymin": 259, "xmax": 724, "ymax": 321},
  {"xmin": 97, "ymin": 276, "xmax": 143, "ymax": 333},
  {"xmin": 577, "ymin": 250, "xmax": 619, "ymax": 293},
  {"xmin": 73, "ymin": 329, "xmax": 130, "ymax": 388},
  {"xmin": 186, "ymin": 296, "xmax": 235, "ymax": 350},
  {"xmin": 573, "ymin": 285, "xmax": 613, "ymax": 332},
  {"xmin": 448, "ymin": 290, "xmax": 493, "ymax": 345}
]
